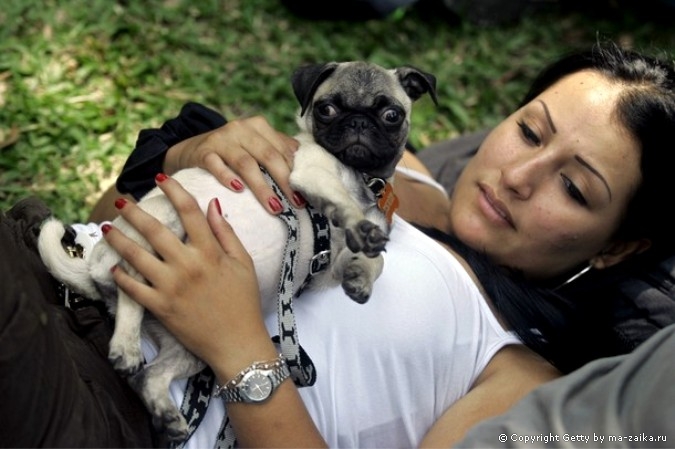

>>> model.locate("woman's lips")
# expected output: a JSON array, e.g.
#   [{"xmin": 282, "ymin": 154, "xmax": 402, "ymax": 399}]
[{"xmin": 477, "ymin": 183, "xmax": 515, "ymax": 228}]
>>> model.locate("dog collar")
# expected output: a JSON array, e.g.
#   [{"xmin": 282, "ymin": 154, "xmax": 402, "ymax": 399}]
[{"xmin": 365, "ymin": 176, "xmax": 399, "ymax": 225}]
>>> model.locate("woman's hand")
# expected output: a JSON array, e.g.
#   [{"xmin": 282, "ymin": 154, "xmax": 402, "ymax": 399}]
[
  {"xmin": 104, "ymin": 173, "xmax": 278, "ymax": 377},
  {"xmin": 163, "ymin": 115, "xmax": 304, "ymax": 214}
]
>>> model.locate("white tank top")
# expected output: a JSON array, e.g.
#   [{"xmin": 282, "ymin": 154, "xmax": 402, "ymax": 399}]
[{"xmin": 152, "ymin": 214, "xmax": 520, "ymax": 449}]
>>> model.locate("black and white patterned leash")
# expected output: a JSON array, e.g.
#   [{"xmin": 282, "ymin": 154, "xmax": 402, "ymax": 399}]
[{"xmin": 265, "ymin": 168, "xmax": 323, "ymax": 386}]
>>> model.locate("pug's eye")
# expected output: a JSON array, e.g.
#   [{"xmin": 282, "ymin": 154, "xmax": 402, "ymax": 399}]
[
  {"xmin": 317, "ymin": 103, "xmax": 338, "ymax": 118},
  {"xmin": 382, "ymin": 108, "xmax": 403, "ymax": 125}
]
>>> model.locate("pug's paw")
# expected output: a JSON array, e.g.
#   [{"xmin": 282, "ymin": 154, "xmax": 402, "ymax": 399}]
[{"xmin": 345, "ymin": 219, "xmax": 388, "ymax": 257}]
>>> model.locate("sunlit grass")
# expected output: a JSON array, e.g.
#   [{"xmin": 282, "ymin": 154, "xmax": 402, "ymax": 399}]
[{"xmin": 1, "ymin": 0, "xmax": 672, "ymax": 221}]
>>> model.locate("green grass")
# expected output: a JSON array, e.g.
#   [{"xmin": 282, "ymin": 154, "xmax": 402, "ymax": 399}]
[{"xmin": 1, "ymin": 0, "xmax": 673, "ymax": 222}]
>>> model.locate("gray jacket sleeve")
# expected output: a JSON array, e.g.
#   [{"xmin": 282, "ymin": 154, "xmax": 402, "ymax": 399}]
[{"xmin": 456, "ymin": 323, "xmax": 675, "ymax": 448}]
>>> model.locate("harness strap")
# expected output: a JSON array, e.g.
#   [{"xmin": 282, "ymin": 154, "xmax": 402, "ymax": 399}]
[{"xmin": 298, "ymin": 206, "xmax": 331, "ymax": 294}]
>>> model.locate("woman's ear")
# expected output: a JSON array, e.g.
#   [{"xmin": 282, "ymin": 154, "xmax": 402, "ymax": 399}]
[{"xmin": 591, "ymin": 238, "xmax": 652, "ymax": 269}]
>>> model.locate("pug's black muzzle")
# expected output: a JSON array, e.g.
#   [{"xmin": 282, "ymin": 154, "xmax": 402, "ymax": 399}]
[{"xmin": 315, "ymin": 114, "xmax": 405, "ymax": 173}]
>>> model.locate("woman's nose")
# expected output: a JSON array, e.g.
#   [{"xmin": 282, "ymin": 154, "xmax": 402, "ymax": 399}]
[{"xmin": 500, "ymin": 153, "xmax": 547, "ymax": 200}]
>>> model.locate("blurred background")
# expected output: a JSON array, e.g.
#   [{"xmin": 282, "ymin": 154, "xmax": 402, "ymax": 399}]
[{"xmin": 0, "ymin": 0, "xmax": 673, "ymax": 221}]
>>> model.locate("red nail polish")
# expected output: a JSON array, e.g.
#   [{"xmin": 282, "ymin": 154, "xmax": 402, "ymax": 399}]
[
  {"xmin": 114, "ymin": 198, "xmax": 127, "ymax": 209},
  {"xmin": 110, "ymin": 265, "xmax": 118, "ymax": 273},
  {"xmin": 268, "ymin": 197, "xmax": 283, "ymax": 213},
  {"xmin": 101, "ymin": 224, "xmax": 112, "ymax": 235},
  {"xmin": 155, "ymin": 173, "xmax": 169, "ymax": 183},
  {"xmin": 214, "ymin": 198, "xmax": 222, "ymax": 215},
  {"xmin": 230, "ymin": 179, "xmax": 244, "ymax": 192},
  {"xmin": 292, "ymin": 191, "xmax": 306, "ymax": 206}
]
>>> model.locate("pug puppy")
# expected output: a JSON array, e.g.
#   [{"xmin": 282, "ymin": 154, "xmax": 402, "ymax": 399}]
[{"xmin": 37, "ymin": 61, "xmax": 437, "ymax": 441}]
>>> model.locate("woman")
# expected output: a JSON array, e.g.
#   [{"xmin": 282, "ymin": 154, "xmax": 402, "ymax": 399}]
[
  {"xmin": 97, "ymin": 41, "xmax": 675, "ymax": 448},
  {"xmin": 2, "ymin": 42, "xmax": 673, "ymax": 447}
]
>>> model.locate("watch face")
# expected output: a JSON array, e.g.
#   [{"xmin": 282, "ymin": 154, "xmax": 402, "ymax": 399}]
[{"xmin": 242, "ymin": 371, "xmax": 273, "ymax": 402}]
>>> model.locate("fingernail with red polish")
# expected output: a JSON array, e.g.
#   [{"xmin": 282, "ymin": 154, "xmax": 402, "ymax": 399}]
[
  {"xmin": 214, "ymin": 198, "xmax": 222, "ymax": 215},
  {"xmin": 155, "ymin": 173, "xmax": 169, "ymax": 183},
  {"xmin": 101, "ymin": 223, "xmax": 112, "ymax": 235},
  {"xmin": 268, "ymin": 197, "xmax": 283, "ymax": 213},
  {"xmin": 230, "ymin": 179, "xmax": 244, "ymax": 192},
  {"xmin": 114, "ymin": 198, "xmax": 127, "ymax": 209},
  {"xmin": 110, "ymin": 265, "xmax": 118, "ymax": 273},
  {"xmin": 292, "ymin": 191, "xmax": 306, "ymax": 207}
]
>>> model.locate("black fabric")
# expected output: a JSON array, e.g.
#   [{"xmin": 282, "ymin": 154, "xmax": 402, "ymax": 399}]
[
  {"xmin": 416, "ymin": 131, "xmax": 675, "ymax": 357},
  {"xmin": 117, "ymin": 102, "xmax": 227, "ymax": 200},
  {"xmin": 0, "ymin": 197, "xmax": 161, "ymax": 448},
  {"xmin": 560, "ymin": 253, "xmax": 675, "ymax": 356},
  {"xmin": 614, "ymin": 257, "xmax": 675, "ymax": 347}
]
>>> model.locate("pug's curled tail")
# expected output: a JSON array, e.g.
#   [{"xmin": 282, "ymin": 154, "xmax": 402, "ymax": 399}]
[{"xmin": 38, "ymin": 217, "xmax": 101, "ymax": 300}]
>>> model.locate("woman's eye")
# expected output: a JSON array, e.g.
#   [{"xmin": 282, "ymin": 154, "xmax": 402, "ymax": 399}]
[
  {"xmin": 517, "ymin": 121, "xmax": 541, "ymax": 146},
  {"xmin": 561, "ymin": 174, "xmax": 587, "ymax": 206}
]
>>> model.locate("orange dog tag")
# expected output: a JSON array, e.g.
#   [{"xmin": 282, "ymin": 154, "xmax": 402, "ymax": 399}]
[{"xmin": 377, "ymin": 182, "xmax": 399, "ymax": 225}]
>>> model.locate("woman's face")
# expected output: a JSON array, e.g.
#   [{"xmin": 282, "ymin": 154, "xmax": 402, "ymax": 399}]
[{"xmin": 449, "ymin": 70, "xmax": 641, "ymax": 280}]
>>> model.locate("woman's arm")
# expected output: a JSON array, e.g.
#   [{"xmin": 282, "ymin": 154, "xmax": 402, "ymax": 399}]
[
  {"xmin": 420, "ymin": 344, "xmax": 561, "ymax": 448},
  {"xmin": 90, "ymin": 111, "xmax": 300, "ymax": 222},
  {"xmin": 162, "ymin": 116, "xmax": 299, "ymax": 212},
  {"xmin": 104, "ymin": 174, "xmax": 327, "ymax": 448},
  {"xmin": 394, "ymin": 150, "xmax": 453, "ymax": 232}
]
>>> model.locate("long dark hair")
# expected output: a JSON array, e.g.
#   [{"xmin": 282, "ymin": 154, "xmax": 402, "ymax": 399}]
[{"xmin": 427, "ymin": 42, "xmax": 675, "ymax": 373}]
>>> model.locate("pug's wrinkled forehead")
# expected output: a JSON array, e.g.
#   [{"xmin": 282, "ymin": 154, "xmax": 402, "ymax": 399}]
[{"xmin": 310, "ymin": 62, "xmax": 413, "ymax": 112}]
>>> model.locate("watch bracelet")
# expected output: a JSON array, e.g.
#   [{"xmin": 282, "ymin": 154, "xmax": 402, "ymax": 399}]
[
  {"xmin": 213, "ymin": 354, "xmax": 287, "ymax": 397},
  {"xmin": 218, "ymin": 363, "xmax": 291, "ymax": 403}
]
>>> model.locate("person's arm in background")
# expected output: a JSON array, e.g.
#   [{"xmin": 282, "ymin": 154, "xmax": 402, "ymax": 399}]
[
  {"xmin": 394, "ymin": 150, "xmax": 452, "ymax": 232},
  {"xmin": 421, "ymin": 344, "xmax": 560, "ymax": 447}
]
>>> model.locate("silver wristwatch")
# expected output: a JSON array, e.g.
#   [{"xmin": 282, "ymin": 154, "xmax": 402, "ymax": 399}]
[{"xmin": 214, "ymin": 355, "xmax": 291, "ymax": 403}]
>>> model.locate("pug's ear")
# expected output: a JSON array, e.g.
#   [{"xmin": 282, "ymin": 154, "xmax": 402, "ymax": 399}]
[
  {"xmin": 291, "ymin": 62, "xmax": 339, "ymax": 116},
  {"xmin": 395, "ymin": 66, "xmax": 438, "ymax": 105},
  {"xmin": 591, "ymin": 238, "xmax": 652, "ymax": 269}
]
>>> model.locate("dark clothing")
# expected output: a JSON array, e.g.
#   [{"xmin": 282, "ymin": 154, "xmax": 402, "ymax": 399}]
[
  {"xmin": 117, "ymin": 102, "xmax": 226, "ymax": 200},
  {"xmin": 0, "ymin": 102, "xmax": 225, "ymax": 448},
  {"xmin": 0, "ymin": 197, "xmax": 160, "ymax": 448}
]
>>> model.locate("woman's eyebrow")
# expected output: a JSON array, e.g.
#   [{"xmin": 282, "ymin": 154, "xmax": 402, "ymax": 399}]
[
  {"xmin": 536, "ymin": 98, "xmax": 611, "ymax": 201},
  {"xmin": 537, "ymin": 100, "xmax": 557, "ymax": 133},
  {"xmin": 575, "ymin": 155, "xmax": 613, "ymax": 201}
]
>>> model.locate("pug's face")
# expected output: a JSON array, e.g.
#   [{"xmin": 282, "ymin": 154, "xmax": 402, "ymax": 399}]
[{"xmin": 292, "ymin": 62, "xmax": 437, "ymax": 178}]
